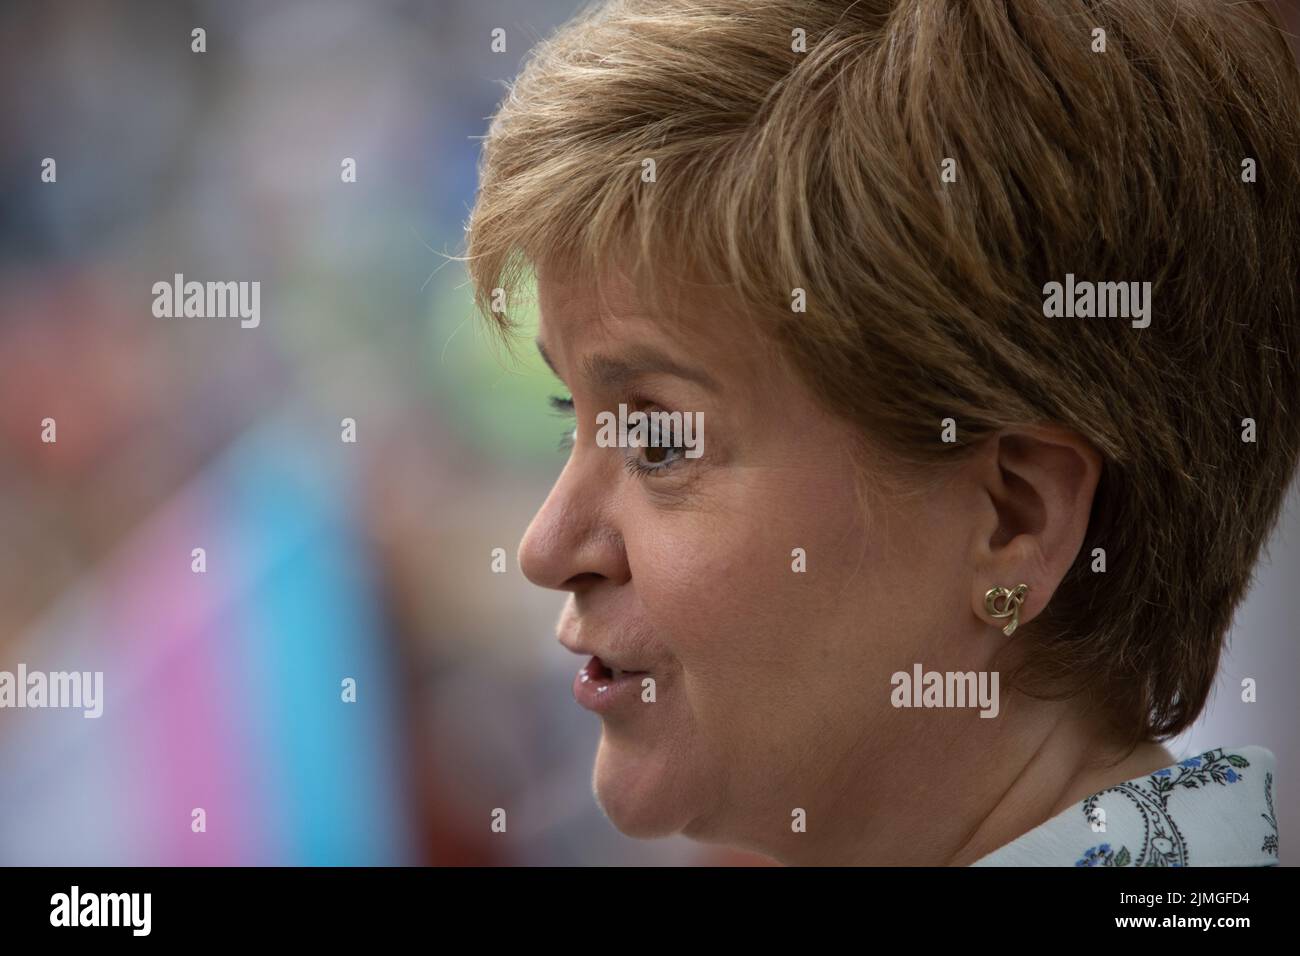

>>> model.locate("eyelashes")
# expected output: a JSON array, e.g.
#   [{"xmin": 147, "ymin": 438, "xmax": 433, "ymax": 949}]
[
  {"xmin": 550, "ymin": 394, "xmax": 576, "ymax": 451},
  {"xmin": 622, "ymin": 443, "xmax": 686, "ymax": 478},
  {"xmin": 546, "ymin": 393, "xmax": 690, "ymax": 477}
]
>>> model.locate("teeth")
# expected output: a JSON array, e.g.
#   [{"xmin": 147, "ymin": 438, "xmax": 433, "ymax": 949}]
[{"xmin": 611, "ymin": 668, "xmax": 624, "ymax": 680}]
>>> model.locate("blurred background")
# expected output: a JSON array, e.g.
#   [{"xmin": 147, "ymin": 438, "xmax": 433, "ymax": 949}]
[{"xmin": 0, "ymin": 0, "xmax": 1296, "ymax": 866}]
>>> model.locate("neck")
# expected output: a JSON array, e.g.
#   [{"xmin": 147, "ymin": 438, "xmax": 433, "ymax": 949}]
[
  {"xmin": 943, "ymin": 711, "xmax": 1174, "ymax": 866},
  {"xmin": 755, "ymin": 696, "xmax": 1174, "ymax": 866}
]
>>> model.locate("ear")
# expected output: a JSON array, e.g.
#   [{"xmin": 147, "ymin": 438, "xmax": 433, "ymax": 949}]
[{"xmin": 968, "ymin": 426, "xmax": 1102, "ymax": 634}]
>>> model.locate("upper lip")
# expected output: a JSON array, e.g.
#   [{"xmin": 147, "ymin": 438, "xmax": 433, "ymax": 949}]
[{"xmin": 559, "ymin": 636, "xmax": 649, "ymax": 672}]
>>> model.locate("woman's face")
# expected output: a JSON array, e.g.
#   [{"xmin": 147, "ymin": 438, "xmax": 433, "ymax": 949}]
[{"xmin": 520, "ymin": 267, "xmax": 989, "ymax": 859}]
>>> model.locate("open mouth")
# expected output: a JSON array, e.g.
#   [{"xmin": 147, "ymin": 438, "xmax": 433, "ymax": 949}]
[
  {"xmin": 572, "ymin": 655, "xmax": 653, "ymax": 712},
  {"xmin": 583, "ymin": 656, "xmax": 648, "ymax": 683}
]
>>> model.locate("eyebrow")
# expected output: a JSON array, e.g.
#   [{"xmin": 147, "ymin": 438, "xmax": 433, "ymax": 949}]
[{"xmin": 535, "ymin": 338, "xmax": 721, "ymax": 393}]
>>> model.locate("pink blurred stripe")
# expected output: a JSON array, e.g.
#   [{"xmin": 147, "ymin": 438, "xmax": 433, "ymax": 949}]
[{"xmin": 100, "ymin": 497, "xmax": 263, "ymax": 865}]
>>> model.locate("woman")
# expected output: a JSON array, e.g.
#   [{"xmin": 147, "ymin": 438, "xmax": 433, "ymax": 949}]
[{"xmin": 465, "ymin": 0, "xmax": 1297, "ymax": 865}]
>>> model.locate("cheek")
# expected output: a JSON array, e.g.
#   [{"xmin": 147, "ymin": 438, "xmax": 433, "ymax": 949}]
[
  {"xmin": 627, "ymin": 482, "xmax": 883, "ymax": 696},
  {"xmin": 626, "ymin": 471, "xmax": 961, "ymax": 735}
]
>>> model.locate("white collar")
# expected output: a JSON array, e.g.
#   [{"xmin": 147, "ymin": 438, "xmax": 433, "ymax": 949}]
[{"xmin": 971, "ymin": 745, "xmax": 1279, "ymax": 866}]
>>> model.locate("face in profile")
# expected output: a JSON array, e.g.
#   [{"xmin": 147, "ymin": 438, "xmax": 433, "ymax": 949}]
[{"xmin": 518, "ymin": 265, "xmax": 1005, "ymax": 861}]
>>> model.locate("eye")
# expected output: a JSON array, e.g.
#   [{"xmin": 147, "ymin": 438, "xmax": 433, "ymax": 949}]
[
  {"xmin": 623, "ymin": 443, "xmax": 686, "ymax": 478},
  {"xmin": 622, "ymin": 412, "xmax": 688, "ymax": 478}
]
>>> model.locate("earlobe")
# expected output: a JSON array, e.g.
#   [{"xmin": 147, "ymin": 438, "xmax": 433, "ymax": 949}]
[
  {"xmin": 970, "ymin": 527, "xmax": 1042, "ymax": 636},
  {"xmin": 983, "ymin": 583, "xmax": 1030, "ymax": 636}
]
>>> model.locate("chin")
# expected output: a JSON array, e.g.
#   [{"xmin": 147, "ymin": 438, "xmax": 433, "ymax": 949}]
[{"xmin": 591, "ymin": 734, "xmax": 699, "ymax": 840}]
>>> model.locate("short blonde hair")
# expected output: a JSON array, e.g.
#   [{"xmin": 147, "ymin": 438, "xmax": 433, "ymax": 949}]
[{"xmin": 467, "ymin": 0, "xmax": 1300, "ymax": 743}]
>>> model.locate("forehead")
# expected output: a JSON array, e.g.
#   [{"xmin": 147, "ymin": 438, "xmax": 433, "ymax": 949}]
[{"xmin": 534, "ymin": 261, "xmax": 778, "ymax": 389}]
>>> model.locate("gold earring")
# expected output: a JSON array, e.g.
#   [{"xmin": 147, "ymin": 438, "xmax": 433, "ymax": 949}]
[{"xmin": 984, "ymin": 584, "xmax": 1029, "ymax": 636}]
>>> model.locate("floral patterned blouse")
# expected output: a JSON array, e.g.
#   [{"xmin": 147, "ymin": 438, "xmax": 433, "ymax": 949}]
[{"xmin": 971, "ymin": 746, "xmax": 1279, "ymax": 866}]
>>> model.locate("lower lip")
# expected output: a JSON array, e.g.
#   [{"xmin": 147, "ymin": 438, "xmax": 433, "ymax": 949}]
[{"xmin": 573, "ymin": 657, "xmax": 650, "ymax": 714}]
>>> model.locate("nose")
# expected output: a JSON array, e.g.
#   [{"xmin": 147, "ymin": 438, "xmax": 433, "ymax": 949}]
[{"xmin": 518, "ymin": 450, "xmax": 631, "ymax": 592}]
